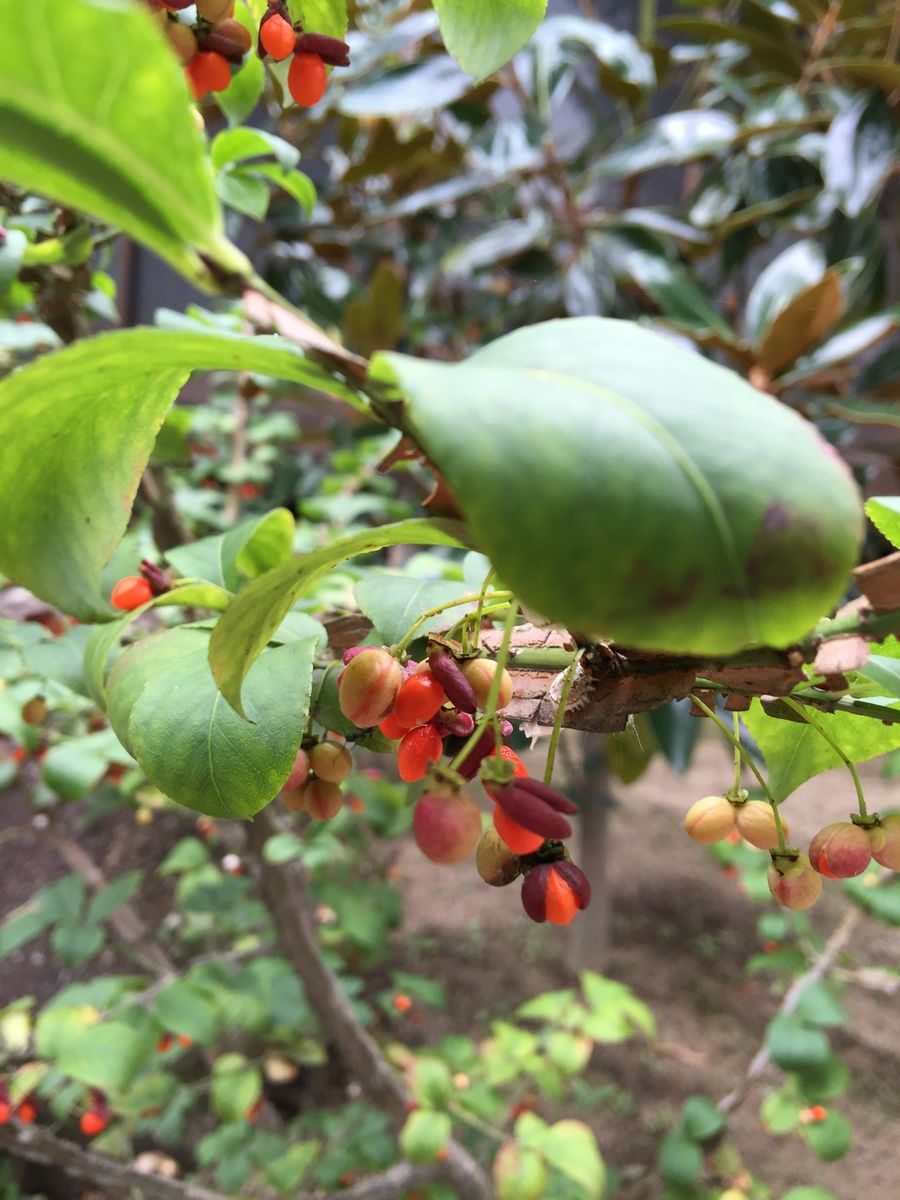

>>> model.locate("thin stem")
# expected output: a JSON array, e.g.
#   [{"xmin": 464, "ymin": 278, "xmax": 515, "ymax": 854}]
[
  {"xmin": 449, "ymin": 603, "xmax": 519, "ymax": 772},
  {"xmin": 638, "ymin": 0, "xmax": 657, "ymax": 43},
  {"xmin": 543, "ymin": 653, "xmax": 583, "ymax": 785},
  {"xmin": 392, "ymin": 592, "xmax": 512, "ymax": 657},
  {"xmin": 731, "ymin": 711, "xmax": 743, "ymax": 797},
  {"xmin": 690, "ymin": 693, "xmax": 787, "ymax": 852},
  {"xmin": 471, "ymin": 566, "xmax": 495, "ymax": 651},
  {"xmin": 781, "ymin": 697, "xmax": 868, "ymax": 818}
]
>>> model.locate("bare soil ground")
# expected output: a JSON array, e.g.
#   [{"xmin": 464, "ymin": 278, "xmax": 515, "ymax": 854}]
[{"xmin": 2, "ymin": 730, "xmax": 899, "ymax": 1200}]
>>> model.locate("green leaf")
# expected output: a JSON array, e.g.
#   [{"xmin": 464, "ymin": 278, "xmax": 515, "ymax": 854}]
[
  {"xmin": 153, "ymin": 583, "xmax": 232, "ymax": 612},
  {"xmin": 658, "ymin": 1130, "xmax": 702, "ymax": 1187},
  {"xmin": 793, "ymin": 980, "xmax": 848, "ymax": 1028},
  {"xmin": 86, "ymin": 870, "xmax": 143, "ymax": 925},
  {"xmin": 592, "ymin": 112, "xmax": 737, "ymax": 178},
  {"xmin": 158, "ymin": 837, "xmax": 209, "ymax": 875},
  {"xmin": 743, "ymin": 699, "xmax": 900, "ymax": 801},
  {"xmin": 545, "ymin": 1031, "xmax": 593, "ymax": 1075},
  {"xmin": 658, "ymin": 16, "xmax": 801, "ymax": 77},
  {"xmin": 211, "ymin": 1053, "xmax": 262, "ymax": 1122},
  {"xmin": 216, "ymin": 169, "xmax": 270, "ymax": 220},
  {"xmin": 262, "ymin": 833, "xmax": 305, "ymax": 864},
  {"xmin": 51, "ymin": 922, "xmax": 105, "ymax": 966},
  {"xmin": 209, "ymin": 518, "xmax": 472, "ymax": 716},
  {"xmin": 167, "ymin": 508, "xmax": 295, "ymax": 591},
  {"xmin": 211, "ymin": 128, "xmax": 299, "ymax": 172},
  {"xmin": 0, "ymin": 329, "xmax": 358, "ymax": 620},
  {"xmin": 802, "ymin": 1110, "xmax": 852, "ymax": 1161},
  {"xmin": 540, "ymin": 1120, "xmax": 604, "ymax": 1196},
  {"xmin": 782, "ymin": 1188, "xmax": 839, "ymax": 1200},
  {"xmin": 761, "ymin": 1088, "xmax": 801, "ymax": 1134},
  {"xmin": 254, "ymin": 164, "xmax": 317, "ymax": 216},
  {"xmin": 412, "ymin": 1057, "xmax": 453, "ymax": 1108},
  {"xmin": 0, "ymin": 0, "xmax": 246, "ymax": 286},
  {"xmin": 107, "ymin": 630, "xmax": 316, "ymax": 818},
  {"xmin": 766, "ymin": 1015, "xmax": 830, "ymax": 1071},
  {"xmin": 338, "ymin": 58, "xmax": 474, "ymax": 119},
  {"xmin": 218, "ymin": 53, "xmax": 266, "ymax": 126},
  {"xmin": 155, "ymin": 980, "xmax": 220, "ymax": 1044},
  {"xmin": 843, "ymin": 872, "xmax": 900, "ymax": 925},
  {"xmin": 824, "ymin": 91, "xmax": 898, "ymax": 218},
  {"xmin": 289, "ymin": 0, "xmax": 347, "ymax": 40},
  {"xmin": 434, "ymin": 0, "xmax": 547, "ymax": 80},
  {"xmin": 355, "ymin": 575, "xmax": 475, "ymax": 644},
  {"xmin": 0, "ymin": 904, "xmax": 55, "ymax": 959},
  {"xmin": 265, "ymin": 1142, "xmax": 319, "ymax": 1193},
  {"xmin": 493, "ymin": 1140, "xmax": 548, "ymax": 1200},
  {"xmin": 680, "ymin": 1095, "xmax": 726, "ymax": 1141},
  {"xmin": 866, "ymin": 497, "xmax": 900, "ymax": 549},
  {"xmin": 51, "ymin": 1018, "xmax": 154, "ymax": 1091},
  {"xmin": 619, "ymin": 249, "xmax": 735, "ymax": 338},
  {"xmin": 376, "ymin": 319, "xmax": 862, "ymax": 656},
  {"xmin": 399, "ymin": 1109, "xmax": 452, "ymax": 1164},
  {"xmin": 648, "ymin": 701, "xmax": 700, "ymax": 773}
]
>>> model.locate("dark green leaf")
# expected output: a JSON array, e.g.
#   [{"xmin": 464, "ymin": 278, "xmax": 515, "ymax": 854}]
[
  {"xmin": 680, "ymin": 1095, "xmax": 726, "ymax": 1141},
  {"xmin": 648, "ymin": 701, "xmax": 701, "ymax": 773},
  {"xmin": 167, "ymin": 509, "xmax": 295, "ymax": 591},
  {"xmin": 86, "ymin": 871, "xmax": 143, "ymax": 925},
  {"xmin": 209, "ymin": 518, "xmax": 472, "ymax": 716},
  {"xmin": 802, "ymin": 1109, "xmax": 852, "ymax": 1161},
  {"xmin": 107, "ymin": 630, "xmax": 316, "ymax": 818},
  {"xmin": 155, "ymin": 980, "xmax": 220, "ymax": 1044},
  {"xmin": 0, "ymin": 0, "xmax": 246, "ymax": 285},
  {"xmin": 592, "ymin": 112, "xmax": 737, "ymax": 178},
  {"xmin": 211, "ymin": 1054, "xmax": 262, "ymax": 1122},
  {"xmin": 659, "ymin": 16, "xmax": 801, "ymax": 77},
  {"xmin": 354, "ymin": 575, "xmax": 475, "ymax": 644},
  {"xmin": 376, "ymin": 319, "xmax": 862, "ymax": 656},
  {"xmin": 399, "ymin": 1109, "xmax": 452, "ymax": 1164},
  {"xmin": 658, "ymin": 1131, "xmax": 702, "ymax": 1187},
  {"xmin": 766, "ymin": 1015, "xmax": 830, "ymax": 1071},
  {"xmin": 51, "ymin": 922, "xmax": 105, "ymax": 966},
  {"xmin": 824, "ymin": 91, "xmax": 898, "ymax": 218},
  {"xmin": 745, "ymin": 240, "xmax": 827, "ymax": 345}
]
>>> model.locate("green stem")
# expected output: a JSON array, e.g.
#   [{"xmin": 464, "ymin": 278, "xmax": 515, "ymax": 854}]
[
  {"xmin": 731, "ymin": 711, "xmax": 743, "ymax": 797},
  {"xmin": 690, "ymin": 693, "xmax": 787, "ymax": 852},
  {"xmin": 471, "ymin": 566, "xmax": 495, "ymax": 651},
  {"xmin": 638, "ymin": 0, "xmax": 657, "ymax": 43},
  {"xmin": 392, "ymin": 592, "xmax": 512, "ymax": 657},
  {"xmin": 543, "ymin": 653, "xmax": 582, "ymax": 785},
  {"xmin": 449, "ymin": 603, "xmax": 519, "ymax": 773},
  {"xmin": 781, "ymin": 697, "xmax": 868, "ymax": 818}
]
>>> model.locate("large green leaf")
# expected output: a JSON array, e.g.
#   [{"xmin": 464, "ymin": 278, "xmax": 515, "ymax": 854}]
[
  {"xmin": 289, "ymin": 0, "xmax": 347, "ymax": 40},
  {"xmin": 167, "ymin": 509, "xmax": 296, "ymax": 590},
  {"xmin": 107, "ymin": 629, "xmax": 316, "ymax": 818},
  {"xmin": 0, "ymin": 329, "xmax": 360, "ymax": 621},
  {"xmin": 433, "ymin": 0, "xmax": 547, "ymax": 80},
  {"xmin": 743, "ymin": 699, "xmax": 900, "ymax": 802},
  {"xmin": 209, "ymin": 518, "xmax": 472, "ymax": 715},
  {"xmin": 0, "ymin": 0, "xmax": 246, "ymax": 286},
  {"xmin": 866, "ymin": 497, "xmax": 900, "ymax": 549},
  {"xmin": 375, "ymin": 319, "xmax": 863, "ymax": 656},
  {"xmin": 541, "ymin": 1120, "xmax": 605, "ymax": 1197},
  {"xmin": 354, "ymin": 574, "xmax": 476, "ymax": 644}
]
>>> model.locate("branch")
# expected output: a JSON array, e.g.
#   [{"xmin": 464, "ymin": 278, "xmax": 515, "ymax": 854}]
[
  {"xmin": 717, "ymin": 907, "xmax": 862, "ymax": 1116},
  {"xmin": 0, "ymin": 1120, "xmax": 438, "ymax": 1200},
  {"xmin": 244, "ymin": 808, "xmax": 494, "ymax": 1200}
]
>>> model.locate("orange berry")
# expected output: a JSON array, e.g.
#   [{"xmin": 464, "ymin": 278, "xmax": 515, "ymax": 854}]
[
  {"xmin": 157, "ymin": 1034, "xmax": 173, "ymax": 1053},
  {"xmin": 177, "ymin": 1035, "xmax": 193, "ymax": 1048},
  {"xmin": 80, "ymin": 1109, "xmax": 108, "ymax": 1137},
  {"xmin": 260, "ymin": 11, "xmax": 296, "ymax": 60},
  {"xmin": 493, "ymin": 806, "xmax": 543, "ymax": 855},
  {"xmin": 0, "ymin": 1101, "xmax": 10, "ymax": 1124},
  {"xmin": 378, "ymin": 712, "xmax": 409, "ymax": 740},
  {"xmin": 397, "ymin": 724, "xmax": 443, "ymax": 783},
  {"xmin": 521, "ymin": 861, "xmax": 591, "ymax": 925},
  {"xmin": 393, "ymin": 672, "xmax": 446, "ymax": 728},
  {"xmin": 110, "ymin": 576, "xmax": 153, "ymax": 611},
  {"xmin": 288, "ymin": 52, "xmax": 327, "ymax": 107},
  {"xmin": 16, "ymin": 1101, "xmax": 37, "ymax": 1124}
]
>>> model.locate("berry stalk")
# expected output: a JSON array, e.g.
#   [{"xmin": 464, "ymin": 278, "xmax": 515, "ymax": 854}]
[
  {"xmin": 391, "ymin": 591, "xmax": 512, "ymax": 657},
  {"xmin": 449, "ymin": 603, "xmax": 519, "ymax": 773},
  {"xmin": 542, "ymin": 651, "xmax": 582, "ymax": 786},
  {"xmin": 781, "ymin": 696, "xmax": 869, "ymax": 820}
]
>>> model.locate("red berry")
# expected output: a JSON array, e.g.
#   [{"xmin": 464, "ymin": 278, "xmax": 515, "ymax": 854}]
[
  {"xmin": 392, "ymin": 993, "xmax": 412, "ymax": 1013},
  {"xmin": 393, "ymin": 672, "xmax": 446, "ymax": 728},
  {"xmin": 260, "ymin": 11, "xmax": 296, "ymax": 60},
  {"xmin": 288, "ymin": 52, "xmax": 327, "ymax": 107},
  {"xmin": 397, "ymin": 724, "xmax": 443, "ymax": 783},
  {"xmin": 493, "ymin": 806, "xmax": 544, "ymax": 855},
  {"xmin": 0, "ymin": 1101, "xmax": 10, "ymax": 1124},
  {"xmin": 379, "ymin": 712, "xmax": 410, "ymax": 740},
  {"xmin": 521, "ymin": 861, "xmax": 591, "ymax": 925},
  {"xmin": 185, "ymin": 51, "xmax": 232, "ymax": 99},
  {"xmin": 413, "ymin": 790, "xmax": 482, "ymax": 864},
  {"xmin": 110, "ymin": 576, "xmax": 153, "ymax": 611},
  {"xmin": 284, "ymin": 748, "xmax": 310, "ymax": 790},
  {"xmin": 157, "ymin": 1034, "xmax": 173, "ymax": 1053},
  {"xmin": 809, "ymin": 821, "xmax": 872, "ymax": 878},
  {"xmin": 177, "ymin": 1035, "xmax": 193, "ymax": 1048},
  {"xmin": 16, "ymin": 1101, "xmax": 37, "ymax": 1124},
  {"xmin": 80, "ymin": 1109, "xmax": 108, "ymax": 1137}
]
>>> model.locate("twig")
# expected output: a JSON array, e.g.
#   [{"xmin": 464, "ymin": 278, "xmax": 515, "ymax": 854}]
[
  {"xmin": 140, "ymin": 465, "xmax": 193, "ymax": 552},
  {"xmin": 718, "ymin": 907, "xmax": 863, "ymax": 1115},
  {"xmin": 221, "ymin": 377, "xmax": 257, "ymax": 526},
  {"xmin": 0, "ymin": 1120, "xmax": 438, "ymax": 1200},
  {"xmin": 244, "ymin": 808, "xmax": 493, "ymax": 1200}
]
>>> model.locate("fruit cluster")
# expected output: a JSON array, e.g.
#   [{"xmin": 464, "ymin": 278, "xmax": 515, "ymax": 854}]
[
  {"xmin": 281, "ymin": 739, "xmax": 353, "ymax": 819},
  {"xmin": 0, "ymin": 1080, "xmax": 36, "ymax": 1125},
  {"xmin": 326, "ymin": 643, "xmax": 591, "ymax": 926},
  {"xmin": 685, "ymin": 794, "xmax": 900, "ymax": 910},
  {"xmin": 147, "ymin": 0, "xmax": 349, "ymax": 107}
]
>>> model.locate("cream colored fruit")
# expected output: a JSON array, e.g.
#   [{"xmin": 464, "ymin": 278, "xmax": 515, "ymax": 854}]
[
  {"xmin": 309, "ymin": 741, "xmax": 353, "ymax": 784},
  {"xmin": 461, "ymin": 658, "xmax": 514, "ymax": 709},
  {"xmin": 872, "ymin": 814, "xmax": 900, "ymax": 869},
  {"xmin": 684, "ymin": 795, "xmax": 736, "ymax": 844},
  {"xmin": 735, "ymin": 800, "xmax": 787, "ymax": 850}
]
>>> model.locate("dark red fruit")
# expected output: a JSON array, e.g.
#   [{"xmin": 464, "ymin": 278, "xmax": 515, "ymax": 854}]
[
  {"xmin": 110, "ymin": 576, "xmax": 153, "ymax": 611},
  {"xmin": 393, "ymin": 671, "xmax": 446, "ymax": 728},
  {"xmin": 260, "ymin": 11, "xmax": 295, "ymax": 60},
  {"xmin": 397, "ymin": 724, "xmax": 443, "ymax": 783},
  {"xmin": 413, "ymin": 790, "xmax": 482, "ymax": 864},
  {"xmin": 287, "ymin": 52, "xmax": 327, "ymax": 107},
  {"xmin": 521, "ymin": 862, "xmax": 591, "ymax": 925},
  {"xmin": 491, "ymin": 781, "xmax": 573, "ymax": 840},
  {"xmin": 200, "ymin": 18, "xmax": 252, "ymax": 63},
  {"xmin": 428, "ymin": 650, "xmax": 477, "ymax": 714}
]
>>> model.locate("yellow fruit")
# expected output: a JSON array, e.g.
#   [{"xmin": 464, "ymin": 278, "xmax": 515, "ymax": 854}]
[
  {"xmin": 735, "ymin": 800, "xmax": 787, "ymax": 850},
  {"xmin": 684, "ymin": 795, "xmax": 736, "ymax": 845}
]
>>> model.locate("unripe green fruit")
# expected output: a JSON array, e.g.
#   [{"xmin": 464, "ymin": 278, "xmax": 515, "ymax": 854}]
[
  {"xmin": 809, "ymin": 821, "xmax": 871, "ymax": 878},
  {"xmin": 475, "ymin": 827, "xmax": 522, "ymax": 886},
  {"xmin": 872, "ymin": 814, "xmax": 900, "ymax": 870},
  {"xmin": 338, "ymin": 648, "xmax": 403, "ymax": 728},
  {"xmin": 309, "ymin": 741, "xmax": 353, "ymax": 784},
  {"xmin": 461, "ymin": 658, "xmax": 513, "ymax": 710},
  {"xmin": 413, "ymin": 790, "xmax": 482, "ymax": 864},
  {"xmin": 684, "ymin": 795, "xmax": 735, "ymax": 844},
  {"xmin": 493, "ymin": 1140, "xmax": 548, "ymax": 1200},
  {"xmin": 768, "ymin": 853, "xmax": 823, "ymax": 910},
  {"xmin": 735, "ymin": 800, "xmax": 786, "ymax": 850},
  {"xmin": 302, "ymin": 778, "xmax": 343, "ymax": 820}
]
